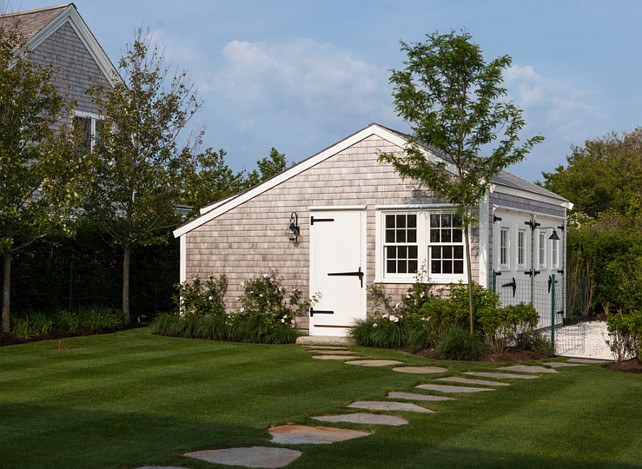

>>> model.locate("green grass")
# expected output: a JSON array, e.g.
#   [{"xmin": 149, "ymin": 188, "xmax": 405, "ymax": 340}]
[{"xmin": 1, "ymin": 328, "xmax": 641, "ymax": 468}]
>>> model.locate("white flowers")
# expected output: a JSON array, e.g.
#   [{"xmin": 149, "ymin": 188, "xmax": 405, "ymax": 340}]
[
  {"xmin": 240, "ymin": 281, "xmax": 245, "ymax": 288},
  {"xmin": 208, "ymin": 296, "xmax": 213, "ymax": 301},
  {"xmin": 373, "ymin": 323, "xmax": 378, "ymax": 328}
]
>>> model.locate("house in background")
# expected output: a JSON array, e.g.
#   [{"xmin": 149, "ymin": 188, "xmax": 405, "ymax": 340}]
[
  {"xmin": 0, "ymin": 3, "xmax": 119, "ymax": 150},
  {"xmin": 174, "ymin": 123, "xmax": 572, "ymax": 336}
]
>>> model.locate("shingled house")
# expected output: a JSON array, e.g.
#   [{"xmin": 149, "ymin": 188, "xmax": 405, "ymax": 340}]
[
  {"xmin": 174, "ymin": 124, "xmax": 572, "ymax": 337},
  {"xmin": 0, "ymin": 3, "xmax": 119, "ymax": 148}
]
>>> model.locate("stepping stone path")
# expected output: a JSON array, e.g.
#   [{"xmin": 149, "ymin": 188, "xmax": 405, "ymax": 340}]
[
  {"xmin": 346, "ymin": 359, "xmax": 403, "ymax": 366},
  {"xmin": 392, "ymin": 366, "xmax": 448, "ymax": 374},
  {"xmin": 138, "ymin": 467, "xmax": 190, "ymax": 469},
  {"xmin": 464, "ymin": 371, "xmax": 537, "ymax": 380},
  {"xmin": 312, "ymin": 354, "xmax": 360, "ymax": 360},
  {"xmin": 269, "ymin": 424, "xmax": 370, "ymax": 445},
  {"xmin": 168, "ymin": 342, "xmax": 594, "ymax": 469},
  {"xmin": 387, "ymin": 391, "xmax": 455, "ymax": 402},
  {"xmin": 497, "ymin": 365, "xmax": 558, "ymax": 374},
  {"xmin": 348, "ymin": 400, "xmax": 434, "ymax": 413},
  {"xmin": 185, "ymin": 446, "xmax": 302, "ymax": 468},
  {"xmin": 416, "ymin": 383, "xmax": 494, "ymax": 393},
  {"xmin": 568, "ymin": 358, "xmax": 611, "ymax": 364},
  {"xmin": 437, "ymin": 376, "xmax": 510, "ymax": 386},
  {"xmin": 312, "ymin": 412, "xmax": 408, "ymax": 426},
  {"xmin": 543, "ymin": 362, "xmax": 586, "ymax": 368}
]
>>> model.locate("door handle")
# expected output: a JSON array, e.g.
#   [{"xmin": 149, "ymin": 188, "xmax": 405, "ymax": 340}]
[{"xmin": 328, "ymin": 267, "xmax": 364, "ymax": 288}]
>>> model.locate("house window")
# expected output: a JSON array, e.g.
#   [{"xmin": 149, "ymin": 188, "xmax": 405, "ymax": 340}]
[
  {"xmin": 377, "ymin": 208, "xmax": 465, "ymax": 282},
  {"xmin": 429, "ymin": 213, "xmax": 464, "ymax": 275},
  {"xmin": 538, "ymin": 231, "xmax": 546, "ymax": 268},
  {"xmin": 517, "ymin": 230, "xmax": 526, "ymax": 268},
  {"xmin": 384, "ymin": 213, "xmax": 418, "ymax": 275},
  {"xmin": 500, "ymin": 227, "xmax": 509, "ymax": 268},
  {"xmin": 551, "ymin": 237, "xmax": 559, "ymax": 269},
  {"xmin": 74, "ymin": 113, "xmax": 104, "ymax": 154}
]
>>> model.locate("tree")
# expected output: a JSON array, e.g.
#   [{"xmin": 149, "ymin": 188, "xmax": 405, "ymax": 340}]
[
  {"xmin": 244, "ymin": 147, "xmax": 288, "ymax": 187},
  {"xmin": 86, "ymin": 28, "xmax": 201, "ymax": 321},
  {"xmin": 380, "ymin": 31, "xmax": 543, "ymax": 333},
  {"xmin": 0, "ymin": 22, "xmax": 81, "ymax": 334}
]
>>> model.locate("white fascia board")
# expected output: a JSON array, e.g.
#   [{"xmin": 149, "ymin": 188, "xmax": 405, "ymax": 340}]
[
  {"xmin": 28, "ymin": 5, "xmax": 122, "ymax": 87},
  {"xmin": 492, "ymin": 184, "xmax": 574, "ymax": 210},
  {"xmin": 174, "ymin": 124, "xmax": 429, "ymax": 238}
]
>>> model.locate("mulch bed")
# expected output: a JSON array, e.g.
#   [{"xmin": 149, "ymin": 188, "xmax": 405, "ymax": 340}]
[{"xmin": 606, "ymin": 357, "xmax": 642, "ymax": 374}]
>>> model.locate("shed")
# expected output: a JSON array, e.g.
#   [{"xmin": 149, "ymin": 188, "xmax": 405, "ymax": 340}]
[{"xmin": 174, "ymin": 124, "xmax": 572, "ymax": 336}]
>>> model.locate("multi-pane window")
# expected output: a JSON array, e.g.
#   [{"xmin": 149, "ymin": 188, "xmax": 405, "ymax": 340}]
[
  {"xmin": 551, "ymin": 237, "xmax": 559, "ymax": 268},
  {"xmin": 429, "ymin": 214, "xmax": 464, "ymax": 275},
  {"xmin": 74, "ymin": 114, "xmax": 105, "ymax": 154},
  {"xmin": 384, "ymin": 214, "xmax": 418, "ymax": 275},
  {"xmin": 500, "ymin": 227, "xmax": 509, "ymax": 268},
  {"xmin": 517, "ymin": 230, "xmax": 525, "ymax": 267},
  {"xmin": 538, "ymin": 231, "xmax": 546, "ymax": 268}
]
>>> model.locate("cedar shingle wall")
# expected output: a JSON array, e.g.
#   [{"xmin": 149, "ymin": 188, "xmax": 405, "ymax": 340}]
[
  {"xmin": 185, "ymin": 135, "xmax": 482, "ymax": 328},
  {"xmin": 30, "ymin": 21, "xmax": 110, "ymax": 116}
]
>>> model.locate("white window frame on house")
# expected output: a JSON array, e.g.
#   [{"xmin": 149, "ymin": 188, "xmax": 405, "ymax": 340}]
[
  {"xmin": 551, "ymin": 236, "xmax": 559, "ymax": 269},
  {"xmin": 517, "ymin": 229, "xmax": 526, "ymax": 269},
  {"xmin": 375, "ymin": 205, "xmax": 466, "ymax": 284},
  {"xmin": 538, "ymin": 230, "xmax": 547, "ymax": 269},
  {"xmin": 499, "ymin": 227, "xmax": 510, "ymax": 270},
  {"xmin": 73, "ymin": 110, "xmax": 104, "ymax": 154}
]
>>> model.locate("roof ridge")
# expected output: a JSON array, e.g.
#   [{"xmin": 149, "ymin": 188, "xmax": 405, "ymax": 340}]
[{"xmin": 0, "ymin": 3, "xmax": 71, "ymax": 18}]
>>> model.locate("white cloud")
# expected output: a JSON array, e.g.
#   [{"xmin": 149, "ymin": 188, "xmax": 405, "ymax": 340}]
[{"xmin": 212, "ymin": 38, "xmax": 393, "ymax": 131}]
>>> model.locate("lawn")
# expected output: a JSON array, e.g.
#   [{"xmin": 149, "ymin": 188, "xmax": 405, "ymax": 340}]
[{"xmin": 1, "ymin": 328, "xmax": 641, "ymax": 469}]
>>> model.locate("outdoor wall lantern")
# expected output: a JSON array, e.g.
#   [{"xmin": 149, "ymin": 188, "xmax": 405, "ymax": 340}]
[{"xmin": 286, "ymin": 212, "xmax": 300, "ymax": 245}]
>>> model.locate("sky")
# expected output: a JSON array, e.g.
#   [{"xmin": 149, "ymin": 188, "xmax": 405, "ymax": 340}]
[{"xmin": 8, "ymin": 0, "xmax": 642, "ymax": 182}]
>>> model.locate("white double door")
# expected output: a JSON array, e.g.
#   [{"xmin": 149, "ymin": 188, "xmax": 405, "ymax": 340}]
[{"xmin": 309, "ymin": 209, "xmax": 366, "ymax": 336}]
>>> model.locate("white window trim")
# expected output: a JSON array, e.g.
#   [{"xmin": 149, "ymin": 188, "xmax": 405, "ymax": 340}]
[
  {"xmin": 538, "ymin": 230, "xmax": 547, "ymax": 269},
  {"xmin": 499, "ymin": 227, "xmax": 510, "ymax": 270},
  {"xmin": 375, "ymin": 206, "xmax": 467, "ymax": 284},
  {"xmin": 517, "ymin": 229, "xmax": 526, "ymax": 270},
  {"xmin": 74, "ymin": 110, "xmax": 104, "ymax": 153},
  {"xmin": 551, "ymin": 237, "xmax": 560, "ymax": 269}
]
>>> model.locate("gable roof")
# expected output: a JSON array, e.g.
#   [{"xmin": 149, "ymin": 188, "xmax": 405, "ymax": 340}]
[
  {"xmin": 0, "ymin": 3, "xmax": 120, "ymax": 87},
  {"xmin": 174, "ymin": 123, "xmax": 571, "ymax": 238}
]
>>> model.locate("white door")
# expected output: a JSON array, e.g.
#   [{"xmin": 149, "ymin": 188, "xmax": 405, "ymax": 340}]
[{"xmin": 309, "ymin": 209, "xmax": 366, "ymax": 336}]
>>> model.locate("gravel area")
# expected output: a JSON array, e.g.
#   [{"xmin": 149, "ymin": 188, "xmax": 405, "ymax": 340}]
[{"xmin": 553, "ymin": 320, "xmax": 613, "ymax": 360}]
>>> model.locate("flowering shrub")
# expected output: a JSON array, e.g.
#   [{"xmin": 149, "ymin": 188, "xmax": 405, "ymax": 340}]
[
  {"xmin": 232, "ymin": 271, "xmax": 316, "ymax": 342},
  {"xmin": 174, "ymin": 274, "xmax": 227, "ymax": 318}
]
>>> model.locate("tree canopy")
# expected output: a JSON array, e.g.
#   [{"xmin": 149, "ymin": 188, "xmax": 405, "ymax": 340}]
[{"xmin": 380, "ymin": 31, "xmax": 543, "ymax": 332}]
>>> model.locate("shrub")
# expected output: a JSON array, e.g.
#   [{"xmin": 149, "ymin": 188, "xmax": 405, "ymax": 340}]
[
  {"xmin": 607, "ymin": 311, "xmax": 642, "ymax": 361},
  {"xmin": 175, "ymin": 274, "xmax": 227, "ymax": 318},
  {"xmin": 10, "ymin": 313, "xmax": 53, "ymax": 340},
  {"xmin": 75, "ymin": 306, "xmax": 126, "ymax": 332},
  {"xmin": 477, "ymin": 303, "xmax": 538, "ymax": 354},
  {"xmin": 436, "ymin": 327, "xmax": 484, "ymax": 361},
  {"xmin": 54, "ymin": 310, "xmax": 80, "ymax": 335}
]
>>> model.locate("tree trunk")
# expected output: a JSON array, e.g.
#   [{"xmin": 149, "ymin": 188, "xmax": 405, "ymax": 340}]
[
  {"xmin": 122, "ymin": 243, "xmax": 131, "ymax": 324},
  {"xmin": 2, "ymin": 252, "xmax": 12, "ymax": 336}
]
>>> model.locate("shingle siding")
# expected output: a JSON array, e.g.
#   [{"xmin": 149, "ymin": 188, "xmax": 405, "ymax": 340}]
[{"xmin": 185, "ymin": 134, "xmax": 481, "ymax": 326}]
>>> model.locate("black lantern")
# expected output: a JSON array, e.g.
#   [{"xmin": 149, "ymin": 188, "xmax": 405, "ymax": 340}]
[{"xmin": 286, "ymin": 212, "xmax": 300, "ymax": 245}]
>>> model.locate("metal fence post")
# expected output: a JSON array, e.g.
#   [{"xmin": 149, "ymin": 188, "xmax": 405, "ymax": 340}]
[
  {"xmin": 551, "ymin": 273, "xmax": 556, "ymax": 348},
  {"xmin": 492, "ymin": 271, "xmax": 497, "ymax": 294}
]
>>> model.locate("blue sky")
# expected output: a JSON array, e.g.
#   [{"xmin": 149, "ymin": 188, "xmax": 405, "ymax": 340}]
[{"xmin": 10, "ymin": 0, "xmax": 642, "ymax": 181}]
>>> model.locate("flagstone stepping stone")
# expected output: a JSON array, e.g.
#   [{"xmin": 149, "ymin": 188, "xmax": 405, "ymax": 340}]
[
  {"xmin": 304, "ymin": 345, "xmax": 349, "ymax": 349},
  {"xmin": 568, "ymin": 358, "xmax": 611, "ymax": 364},
  {"xmin": 311, "ymin": 354, "xmax": 360, "ymax": 360},
  {"xmin": 392, "ymin": 366, "xmax": 448, "ymax": 374},
  {"xmin": 312, "ymin": 412, "xmax": 408, "ymax": 426},
  {"xmin": 347, "ymin": 400, "xmax": 434, "ymax": 413},
  {"xmin": 269, "ymin": 424, "xmax": 370, "ymax": 445},
  {"xmin": 345, "ymin": 359, "xmax": 404, "ymax": 366},
  {"xmin": 387, "ymin": 391, "xmax": 455, "ymax": 402},
  {"xmin": 437, "ymin": 376, "xmax": 510, "ymax": 386},
  {"xmin": 543, "ymin": 362, "xmax": 587, "ymax": 368},
  {"xmin": 185, "ymin": 446, "xmax": 302, "ymax": 468},
  {"xmin": 307, "ymin": 350, "xmax": 356, "ymax": 355},
  {"xmin": 497, "ymin": 365, "xmax": 558, "ymax": 374},
  {"xmin": 137, "ymin": 467, "xmax": 190, "ymax": 469},
  {"xmin": 416, "ymin": 383, "xmax": 494, "ymax": 393},
  {"xmin": 463, "ymin": 371, "xmax": 538, "ymax": 380}
]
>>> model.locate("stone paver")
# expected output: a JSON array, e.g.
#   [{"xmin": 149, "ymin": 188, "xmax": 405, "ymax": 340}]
[
  {"xmin": 306, "ymin": 350, "xmax": 356, "ymax": 355},
  {"xmin": 392, "ymin": 366, "xmax": 448, "ymax": 374},
  {"xmin": 296, "ymin": 336, "xmax": 351, "ymax": 346},
  {"xmin": 311, "ymin": 354, "xmax": 360, "ymax": 360},
  {"xmin": 497, "ymin": 365, "xmax": 558, "ymax": 374},
  {"xmin": 312, "ymin": 412, "xmax": 408, "ymax": 426},
  {"xmin": 184, "ymin": 447, "xmax": 302, "ymax": 468},
  {"xmin": 347, "ymin": 400, "xmax": 434, "ymax": 413},
  {"xmin": 437, "ymin": 376, "xmax": 510, "ymax": 386},
  {"xmin": 137, "ymin": 467, "xmax": 190, "ymax": 469},
  {"xmin": 269, "ymin": 425, "xmax": 370, "ymax": 445},
  {"xmin": 543, "ymin": 362, "xmax": 587, "ymax": 368},
  {"xmin": 568, "ymin": 358, "xmax": 611, "ymax": 364},
  {"xmin": 345, "ymin": 359, "xmax": 403, "ymax": 367},
  {"xmin": 463, "ymin": 371, "xmax": 538, "ymax": 380},
  {"xmin": 387, "ymin": 391, "xmax": 455, "ymax": 402},
  {"xmin": 416, "ymin": 383, "xmax": 494, "ymax": 393}
]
